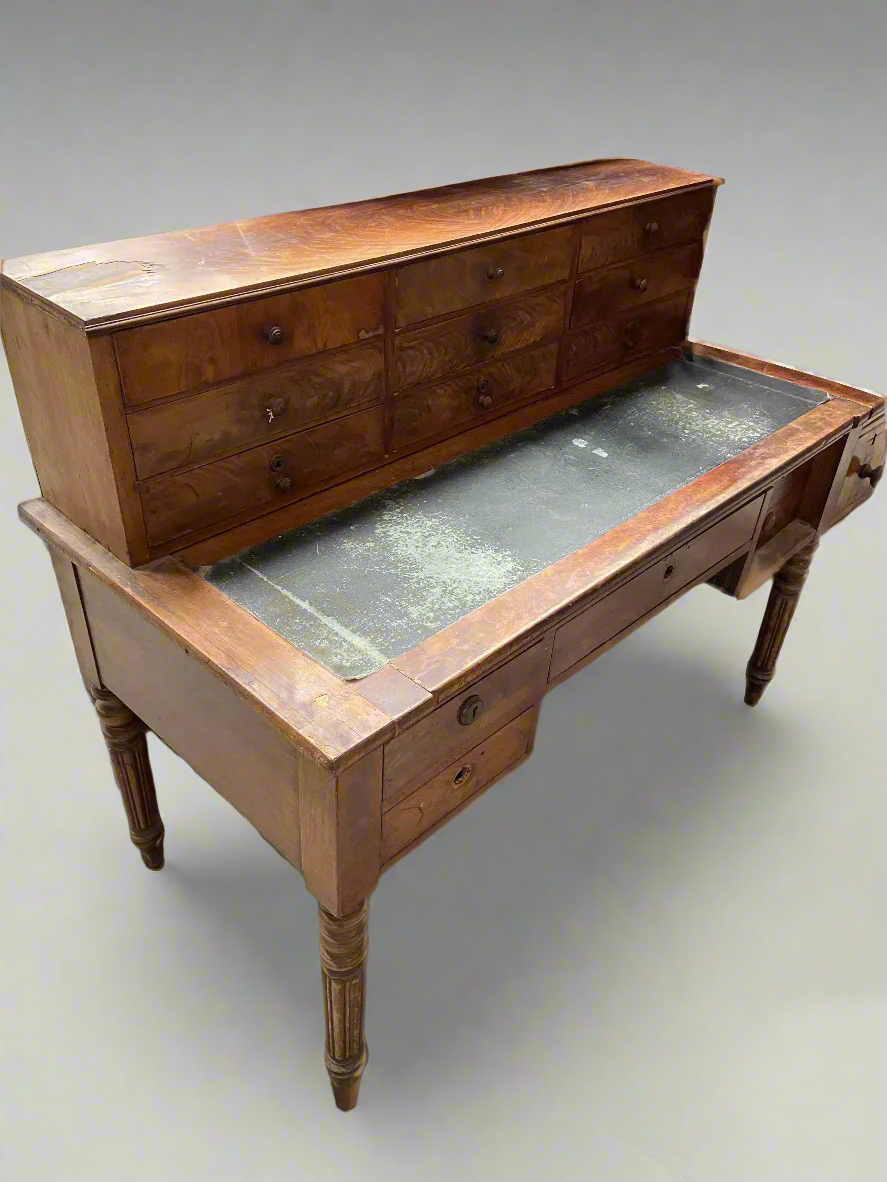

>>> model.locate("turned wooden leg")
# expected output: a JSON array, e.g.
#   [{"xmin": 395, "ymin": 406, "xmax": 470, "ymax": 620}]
[
  {"xmin": 745, "ymin": 539, "xmax": 818, "ymax": 706},
  {"xmin": 318, "ymin": 901, "xmax": 368, "ymax": 1111},
  {"xmin": 91, "ymin": 688, "xmax": 165, "ymax": 869}
]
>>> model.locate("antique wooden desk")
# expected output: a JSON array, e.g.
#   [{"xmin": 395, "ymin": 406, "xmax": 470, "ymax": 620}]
[{"xmin": 3, "ymin": 159, "xmax": 884, "ymax": 1110}]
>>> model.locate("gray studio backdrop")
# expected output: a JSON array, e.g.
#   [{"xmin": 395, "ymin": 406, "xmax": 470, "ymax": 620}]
[{"xmin": 2, "ymin": 4, "xmax": 885, "ymax": 1181}]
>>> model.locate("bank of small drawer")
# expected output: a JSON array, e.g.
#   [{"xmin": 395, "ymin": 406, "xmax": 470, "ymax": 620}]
[
  {"xmin": 549, "ymin": 495, "xmax": 764, "ymax": 681},
  {"xmin": 394, "ymin": 225, "xmax": 573, "ymax": 328},
  {"xmin": 114, "ymin": 272, "xmax": 386, "ymax": 406},
  {"xmin": 382, "ymin": 707, "xmax": 538, "ymax": 864},
  {"xmin": 382, "ymin": 639, "xmax": 550, "ymax": 806},
  {"xmin": 578, "ymin": 187, "xmax": 714, "ymax": 275},
  {"xmin": 394, "ymin": 286, "xmax": 566, "ymax": 391},
  {"xmin": 391, "ymin": 342, "xmax": 558, "ymax": 452},
  {"xmin": 140, "ymin": 404, "xmax": 385, "ymax": 545},
  {"xmin": 831, "ymin": 420, "xmax": 886, "ymax": 525},
  {"xmin": 562, "ymin": 292, "xmax": 690, "ymax": 383},
  {"xmin": 128, "ymin": 341, "xmax": 385, "ymax": 480},
  {"xmin": 570, "ymin": 242, "xmax": 704, "ymax": 329}
]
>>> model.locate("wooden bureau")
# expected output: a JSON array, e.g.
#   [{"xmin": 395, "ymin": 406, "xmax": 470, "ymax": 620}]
[{"xmin": 2, "ymin": 158, "xmax": 884, "ymax": 1112}]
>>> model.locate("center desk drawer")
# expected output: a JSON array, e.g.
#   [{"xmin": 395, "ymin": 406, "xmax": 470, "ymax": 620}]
[
  {"xmin": 550, "ymin": 496, "xmax": 764, "ymax": 681},
  {"xmin": 394, "ymin": 225, "xmax": 573, "ymax": 328},
  {"xmin": 140, "ymin": 404, "xmax": 385, "ymax": 545},
  {"xmin": 382, "ymin": 639, "xmax": 550, "ymax": 806},
  {"xmin": 115, "ymin": 272, "xmax": 386, "ymax": 405},
  {"xmin": 129, "ymin": 341, "xmax": 385, "ymax": 480}
]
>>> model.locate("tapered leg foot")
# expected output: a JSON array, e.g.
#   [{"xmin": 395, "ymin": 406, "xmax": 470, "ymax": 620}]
[
  {"xmin": 91, "ymin": 688, "xmax": 165, "ymax": 869},
  {"xmin": 318, "ymin": 901, "xmax": 368, "ymax": 1110},
  {"xmin": 744, "ymin": 539, "xmax": 818, "ymax": 706}
]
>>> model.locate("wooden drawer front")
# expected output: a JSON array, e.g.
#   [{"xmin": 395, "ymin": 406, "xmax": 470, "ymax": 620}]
[
  {"xmin": 578, "ymin": 187, "xmax": 714, "ymax": 274},
  {"xmin": 550, "ymin": 496, "xmax": 764, "ymax": 681},
  {"xmin": 394, "ymin": 225, "xmax": 573, "ymax": 328},
  {"xmin": 128, "ymin": 341, "xmax": 385, "ymax": 480},
  {"xmin": 382, "ymin": 707, "xmax": 537, "ymax": 863},
  {"xmin": 115, "ymin": 272, "xmax": 386, "ymax": 406},
  {"xmin": 392, "ymin": 342, "xmax": 558, "ymax": 452},
  {"xmin": 570, "ymin": 242, "xmax": 703, "ymax": 329},
  {"xmin": 832, "ymin": 422, "xmax": 886, "ymax": 524},
  {"xmin": 383, "ymin": 639, "xmax": 550, "ymax": 805},
  {"xmin": 562, "ymin": 293, "xmax": 690, "ymax": 383},
  {"xmin": 140, "ymin": 405, "xmax": 385, "ymax": 545},
  {"xmin": 394, "ymin": 286, "xmax": 566, "ymax": 391}
]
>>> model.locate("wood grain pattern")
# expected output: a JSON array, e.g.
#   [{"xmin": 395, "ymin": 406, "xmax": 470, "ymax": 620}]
[
  {"xmin": 169, "ymin": 348, "xmax": 683, "ymax": 567},
  {"xmin": 393, "ymin": 285, "xmax": 566, "ymax": 390},
  {"xmin": 2, "ymin": 160, "xmax": 720, "ymax": 330},
  {"xmin": 140, "ymin": 404, "xmax": 385, "ymax": 544},
  {"xmin": 391, "ymin": 342, "xmax": 558, "ymax": 451},
  {"xmin": 79, "ymin": 569, "xmax": 304, "ymax": 868},
  {"xmin": 578, "ymin": 187, "xmax": 715, "ymax": 273},
  {"xmin": 570, "ymin": 241, "xmax": 703, "ymax": 327},
  {"xmin": 47, "ymin": 549, "xmax": 101, "ymax": 690},
  {"xmin": 394, "ymin": 224, "xmax": 573, "ymax": 327},
  {"xmin": 128, "ymin": 341, "xmax": 384, "ymax": 479},
  {"xmin": 382, "ymin": 639, "xmax": 549, "ymax": 805},
  {"xmin": 381, "ymin": 707, "xmax": 537, "ymax": 863},
  {"xmin": 549, "ymin": 496, "xmax": 764, "ymax": 681},
  {"xmin": 562, "ymin": 291, "xmax": 691, "ymax": 382},
  {"xmin": 90, "ymin": 686, "xmax": 165, "ymax": 869},
  {"xmin": 114, "ymin": 273, "xmax": 385, "ymax": 404},
  {"xmin": 745, "ymin": 540, "xmax": 818, "ymax": 705},
  {"xmin": 20, "ymin": 499, "xmax": 393, "ymax": 769},
  {"xmin": 1, "ymin": 287, "xmax": 148, "ymax": 564},
  {"xmin": 318, "ymin": 902, "xmax": 369, "ymax": 1111}
]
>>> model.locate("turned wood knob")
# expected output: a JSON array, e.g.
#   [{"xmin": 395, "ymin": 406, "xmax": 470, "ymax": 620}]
[
  {"xmin": 483, "ymin": 327, "xmax": 500, "ymax": 344},
  {"xmin": 266, "ymin": 397, "xmax": 287, "ymax": 420},
  {"xmin": 275, "ymin": 476, "xmax": 292, "ymax": 492},
  {"xmin": 859, "ymin": 461, "xmax": 884, "ymax": 487},
  {"xmin": 477, "ymin": 393, "xmax": 494, "ymax": 410},
  {"xmin": 644, "ymin": 220, "xmax": 660, "ymax": 235},
  {"xmin": 622, "ymin": 322, "xmax": 639, "ymax": 350},
  {"xmin": 631, "ymin": 275, "xmax": 649, "ymax": 291},
  {"xmin": 262, "ymin": 324, "xmax": 285, "ymax": 345},
  {"xmin": 458, "ymin": 694, "xmax": 484, "ymax": 726},
  {"xmin": 486, "ymin": 265, "xmax": 505, "ymax": 281}
]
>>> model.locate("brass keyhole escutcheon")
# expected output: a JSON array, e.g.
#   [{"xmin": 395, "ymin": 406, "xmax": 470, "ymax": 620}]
[
  {"xmin": 663, "ymin": 561, "xmax": 676, "ymax": 583},
  {"xmin": 458, "ymin": 694, "xmax": 484, "ymax": 726},
  {"xmin": 453, "ymin": 765, "xmax": 473, "ymax": 787}
]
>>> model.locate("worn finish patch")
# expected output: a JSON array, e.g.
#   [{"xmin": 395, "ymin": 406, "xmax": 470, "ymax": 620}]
[{"xmin": 201, "ymin": 356, "xmax": 827, "ymax": 678}]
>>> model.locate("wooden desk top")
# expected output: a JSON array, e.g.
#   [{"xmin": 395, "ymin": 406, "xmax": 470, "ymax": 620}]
[
  {"xmin": 201, "ymin": 353, "xmax": 827, "ymax": 678},
  {"xmin": 1, "ymin": 158, "xmax": 719, "ymax": 330}
]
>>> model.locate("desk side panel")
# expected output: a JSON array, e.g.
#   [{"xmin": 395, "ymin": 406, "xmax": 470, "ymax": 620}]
[{"xmin": 77, "ymin": 568, "xmax": 303, "ymax": 869}]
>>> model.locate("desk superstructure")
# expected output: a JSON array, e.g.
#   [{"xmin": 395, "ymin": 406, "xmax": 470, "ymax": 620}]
[{"xmin": 3, "ymin": 159, "xmax": 884, "ymax": 1110}]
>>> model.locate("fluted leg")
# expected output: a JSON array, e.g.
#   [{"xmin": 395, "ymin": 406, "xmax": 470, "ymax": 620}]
[
  {"xmin": 91, "ymin": 688, "xmax": 165, "ymax": 869},
  {"xmin": 745, "ymin": 539, "xmax": 818, "ymax": 706},
  {"xmin": 318, "ymin": 901, "xmax": 368, "ymax": 1110}
]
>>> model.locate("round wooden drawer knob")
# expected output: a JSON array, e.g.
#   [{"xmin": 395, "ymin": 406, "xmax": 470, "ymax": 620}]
[
  {"xmin": 644, "ymin": 220, "xmax": 660, "ymax": 235},
  {"xmin": 458, "ymin": 694, "xmax": 484, "ymax": 726},
  {"xmin": 859, "ymin": 461, "xmax": 884, "ymax": 487},
  {"xmin": 631, "ymin": 276, "xmax": 649, "ymax": 291},
  {"xmin": 262, "ymin": 324, "xmax": 285, "ymax": 345},
  {"xmin": 622, "ymin": 323, "xmax": 639, "ymax": 350},
  {"xmin": 275, "ymin": 476, "xmax": 292, "ymax": 492},
  {"xmin": 266, "ymin": 397, "xmax": 287, "ymax": 421},
  {"xmin": 483, "ymin": 327, "xmax": 500, "ymax": 344},
  {"xmin": 486, "ymin": 265, "xmax": 505, "ymax": 281}
]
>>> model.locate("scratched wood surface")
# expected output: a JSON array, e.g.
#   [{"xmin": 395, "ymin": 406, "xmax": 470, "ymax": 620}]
[
  {"xmin": 200, "ymin": 354, "xmax": 827, "ymax": 678},
  {"xmin": 1, "ymin": 159, "xmax": 719, "ymax": 329}
]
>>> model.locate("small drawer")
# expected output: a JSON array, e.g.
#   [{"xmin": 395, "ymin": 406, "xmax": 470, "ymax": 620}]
[
  {"xmin": 383, "ymin": 639, "xmax": 550, "ymax": 806},
  {"xmin": 578, "ymin": 187, "xmax": 715, "ymax": 274},
  {"xmin": 128, "ymin": 341, "xmax": 385, "ymax": 480},
  {"xmin": 115, "ymin": 272, "xmax": 386, "ymax": 405},
  {"xmin": 394, "ymin": 225, "xmax": 573, "ymax": 328},
  {"xmin": 394, "ymin": 286, "xmax": 566, "ymax": 391},
  {"xmin": 562, "ymin": 292, "xmax": 690, "ymax": 383},
  {"xmin": 831, "ymin": 422, "xmax": 886, "ymax": 525},
  {"xmin": 392, "ymin": 341, "xmax": 558, "ymax": 452},
  {"xmin": 550, "ymin": 495, "xmax": 764, "ymax": 681},
  {"xmin": 382, "ymin": 707, "xmax": 538, "ymax": 864},
  {"xmin": 140, "ymin": 404, "xmax": 385, "ymax": 545},
  {"xmin": 570, "ymin": 241, "xmax": 704, "ymax": 329}
]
